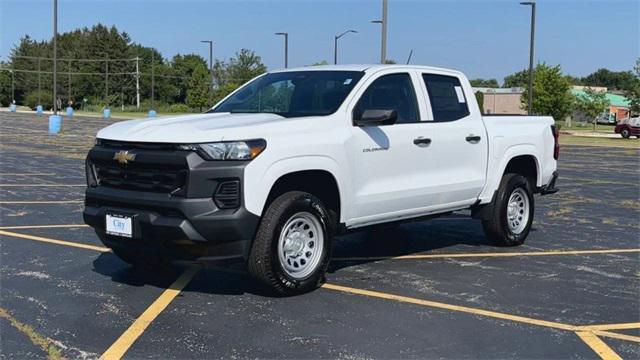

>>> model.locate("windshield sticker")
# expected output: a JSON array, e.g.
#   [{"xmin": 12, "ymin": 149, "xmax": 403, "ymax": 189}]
[
  {"xmin": 454, "ymin": 86, "xmax": 466, "ymax": 103},
  {"xmin": 344, "ymin": 78, "xmax": 353, "ymax": 85}
]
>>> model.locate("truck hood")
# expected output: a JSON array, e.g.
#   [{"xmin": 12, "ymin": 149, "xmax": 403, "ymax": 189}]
[{"xmin": 96, "ymin": 112, "xmax": 288, "ymax": 143}]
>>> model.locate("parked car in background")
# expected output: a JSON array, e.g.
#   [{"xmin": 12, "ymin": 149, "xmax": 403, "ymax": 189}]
[{"xmin": 614, "ymin": 116, "xmax": 640, "ymax": 138}]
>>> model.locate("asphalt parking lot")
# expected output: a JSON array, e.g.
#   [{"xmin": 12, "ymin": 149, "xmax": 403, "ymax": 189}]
[{"xmin": 0, "ymin": 112, "xmax": 638, "ymax": 360}]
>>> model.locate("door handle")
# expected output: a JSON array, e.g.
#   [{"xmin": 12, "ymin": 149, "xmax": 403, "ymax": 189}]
[
  {"xmin": 466, "ymin": 135, "xmax": 481, "ymax": 143},
  {"xmin": 413, "ymin": 137, "xmax": 432, "ymax": 147}
]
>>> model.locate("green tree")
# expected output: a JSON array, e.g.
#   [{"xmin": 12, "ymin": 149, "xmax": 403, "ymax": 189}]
[
  {"xmin": 470, "ymin": 79, "xmax": 499, "ymax": 88},
  {"xmin": 503, "ymin": 69, "xmax": 529, "ymax": 88},
  {"xmin": 574, "ymin": 88, "xmax": 610, "ymax": 131},
  {"xmin": 187, "ymin": 64, "xmax": 210, "ymax": 111},
  {"xmin": 475, "ymin": 91, "xmax": 485, "ymax": 114},
  {"xmin": 521, "ymin": 63, "xmax": 574, "ymax": 122},
  {"xmin": 624, "ymin": 58, "xmax": 640, "ymax": 115},
  {"xmin": 0, "ymin": 65, "xmax": 12, "ymax": 106},
  {"xmin": 171, "ymin": 54, "xmax": 208, "ymax": 103},
  {"xmin": 581, "ymin": 68, "xmax": 635, "ymax": 90},
  {"xmin": 311, "ymin": 60, "xmax": 329, "ymax": 66}
]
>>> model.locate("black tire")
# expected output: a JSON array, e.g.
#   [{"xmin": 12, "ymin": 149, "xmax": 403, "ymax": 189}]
[
  {"xmin": 482, "ymin": 174, "xmax": 534, "ymax": 247},
  {"xmin": 248, "ymin": 191, "xmax": 335, "ymax": 296},
  {"xmin": 621, "ymin": 128, "xmax": 630, "ymax": 139}
]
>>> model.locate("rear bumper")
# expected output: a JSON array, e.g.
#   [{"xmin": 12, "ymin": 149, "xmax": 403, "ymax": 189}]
[
  {"xmin": 84, "ymin": 187, "xmax": 260, "ymax": 261},
  {"xmin": 538, "ymin": 171, "xmax": 559, "ymax": 195}
]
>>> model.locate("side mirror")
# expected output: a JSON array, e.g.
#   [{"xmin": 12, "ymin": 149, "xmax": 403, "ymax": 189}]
[{"xmin": 354, "ymin": 109, "xmax": 397, "ymax": 126}]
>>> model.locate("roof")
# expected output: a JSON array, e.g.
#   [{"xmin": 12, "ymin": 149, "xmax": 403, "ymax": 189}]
[
  {"xmin": 571, "ymin": 89, "xmax": 631, "ymax": 107},
  {"xmin": 269, "ymin": 64, "xmax": 462, "ymax": 75}
]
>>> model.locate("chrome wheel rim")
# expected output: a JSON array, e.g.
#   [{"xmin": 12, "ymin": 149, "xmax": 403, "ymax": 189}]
[
  {"xmin": 506, "ymin": 188, "xmax": 530, "ymax": 234},
  {"xmin": 277, "ymin": 212, "xmax": 324, "ymax": 279}
]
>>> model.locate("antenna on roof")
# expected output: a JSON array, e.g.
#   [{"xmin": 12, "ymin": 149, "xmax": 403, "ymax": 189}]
[{"xmin": 406, "ymin": 49, "xmax": 413, "ymax": 65}]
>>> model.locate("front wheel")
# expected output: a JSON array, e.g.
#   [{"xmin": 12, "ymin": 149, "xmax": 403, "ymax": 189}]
[
  {"xmin": 248, "ymin": 191, "xmax": 334, "ymax": 296},
  {"xmin": 482, "ymin": 174, "xmax": 534, "ymax": 246},
  {"xmin": 621, "ymin": 128, "xmax": 630, "ymax": 138}
]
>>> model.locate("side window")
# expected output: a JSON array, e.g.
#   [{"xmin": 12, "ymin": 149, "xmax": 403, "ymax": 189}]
[
  {"xmin": 422, "ymin": 74, "xmax": 470, "ymax": 122},
  {"xmin": 353, "ymin": 73, "xmax": 420, "ymax": 124}
]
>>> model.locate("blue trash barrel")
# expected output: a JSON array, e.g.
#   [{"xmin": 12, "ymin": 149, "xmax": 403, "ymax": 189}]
[
  {"xmin": 66, "ymin": 106, "xmax": 73, "ymax": 117},
  {"xmin": 48, "ymin": 115, "xmax": 63, "ymax": 134},
  {"xmin": 36, "ymin": 105, "xmax": 43, "ymax": 114},
  {"xmin": 103, "ymin": 108, "xmax": 111, "ymax": 119},
  {"xmin": 9, "ymin": 104, "xmax": 17, "ymax": 112},
  {"xmin": 148, "ymin": 110, "xmax": 157, "ymax": 118}
]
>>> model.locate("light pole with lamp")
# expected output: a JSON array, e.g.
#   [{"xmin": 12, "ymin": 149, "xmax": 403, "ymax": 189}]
[
  {"xmin": 371, "ymin": 0, "xmax": 388, "ymax": 64},
  {"xmin": 275, "ymin": 32, "xmax": 288, "ymax": 68},
  {"xmin": 520, "ymin": 1, "xmax": 536, "ymax": 115},
  {"xmin": 334, "ymin": 30, "xmax": 357, "ymax": 65}
]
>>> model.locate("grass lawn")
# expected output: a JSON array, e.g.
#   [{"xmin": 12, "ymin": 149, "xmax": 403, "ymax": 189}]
[{"xmin": 560, "ymin": 134, "xmax": 640, "ymax": 149}]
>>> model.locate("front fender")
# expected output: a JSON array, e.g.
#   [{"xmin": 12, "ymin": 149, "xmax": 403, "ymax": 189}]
[{"xmin": 243, "ymin": 155, "xmax": 347, "ymax": 220}]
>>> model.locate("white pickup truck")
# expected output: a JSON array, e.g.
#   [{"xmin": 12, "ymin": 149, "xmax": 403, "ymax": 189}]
[{"xmin": 84, "ymin": 65, "xmax": 558, "ymax": 295}]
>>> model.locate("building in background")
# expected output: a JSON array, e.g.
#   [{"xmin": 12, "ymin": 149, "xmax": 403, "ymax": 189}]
[
  {"xmin": 472, "ymin": 87, "xmax": 526, "ymax": 115},
  {"xmin": 571, "ymin": 87, "xmax": 631, "ymax": 124}
]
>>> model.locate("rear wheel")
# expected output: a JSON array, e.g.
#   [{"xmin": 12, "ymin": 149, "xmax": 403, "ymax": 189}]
[
  {"xmin": 621, "ymin": 128, "xmax": 630, "ymax": 138},
  {"xmin": 482, "ymin": 174, "xmax": 534, "ymax": 246},
  {"xmin": 248, "ymin": 191, "xmax": 334, "ymax": 296}
]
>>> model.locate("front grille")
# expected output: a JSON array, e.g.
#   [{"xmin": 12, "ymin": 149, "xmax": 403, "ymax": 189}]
[
  {"xmin": 214, "ymin": 180, "xmax": 240, "ymax": 209},
  {"xmin": 92, "ymin": 161, "xmax": 188, "ymax": 193}
]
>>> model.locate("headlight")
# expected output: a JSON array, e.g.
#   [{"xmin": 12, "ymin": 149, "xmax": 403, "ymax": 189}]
[{"xmin": 180, "ymin": 139, "xmax": 266, "ymax": 160}]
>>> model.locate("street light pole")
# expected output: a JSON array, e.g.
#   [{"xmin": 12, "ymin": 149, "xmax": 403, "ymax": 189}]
[
  {"xmin": 53, "ymin": 0, "xmax": 58, "ymax": 114},
  {"xmin": 521, "ymin": 1, "xmax": 536, "ymax": 115},
  {"xmin": 201, "ymin": 40, "xmax": 214, "ymax": 107},
  {"xmin": 334, "ymin": 30, "xmax": 357, "ymax": 65},
  {"xmin": 371, "ymin": 0, "xmax": 388, "ymax": 64},
  {"xmin": 275, "ymin": 32, "xmax": 288, "ymax": 68}
]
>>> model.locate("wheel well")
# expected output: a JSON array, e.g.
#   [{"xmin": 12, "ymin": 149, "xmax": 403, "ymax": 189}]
[
  {"xmin": 504, "ymin": 155, "xmax": 538, "ymax": 185},
  {"xmin": 265, "ymin": 170, "xmax": 341, "ymax": 217}
]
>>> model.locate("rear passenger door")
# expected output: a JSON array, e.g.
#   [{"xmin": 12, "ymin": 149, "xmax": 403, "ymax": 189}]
[{"xmin": 418, "ymin": 72, "xmax": 488, "ymax": 205}]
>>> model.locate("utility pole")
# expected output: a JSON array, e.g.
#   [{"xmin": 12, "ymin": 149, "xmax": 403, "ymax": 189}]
[
  {"xmin": 334, "ymin": 30, "xmax": 357, "ymax": 65},
  {"xmin": 151, "ymin": 52, "xmax": 155, "ymax": 110},
  {"xmin": 275, "ymin": 32, "xmax": 288, "ymax": 68},
  {"xmin": 37, "ymin": 57, "xmax": 42, "ymax": 105},
  {"xmin": 105, "ymin": 54, "xmax": 109, "ymax": 107},
  {"xmin": 135, "ymin": 57, "xmax": 140, "ymax": 109},
  {"xmin": 201, "ymin": 40, "xmax": 214, "ymax": 107},
  {"xmin": 521, "ymin": 1, "xmax": 536, "ymax": 115},
  {"xmin": 67, "ymin": 59, "xmax": 71, "ymax": 103},
  {"xmin": 52, "ymin": 0, "xmax": 58, "ymax": 114},
  {"xmin": 371, "ymin": 0, "xmax": 389, "ymax": 64},
  {"xmin": 10, "ymin": 69, "xmax": 15, "ymax": 102}
]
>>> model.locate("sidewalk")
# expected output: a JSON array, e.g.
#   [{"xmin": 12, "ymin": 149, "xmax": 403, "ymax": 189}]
[{"xmin": 560, "ymin": 130, "xmax": 620, "ymax": 139}]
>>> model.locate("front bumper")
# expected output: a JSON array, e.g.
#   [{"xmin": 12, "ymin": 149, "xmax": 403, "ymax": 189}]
[{"xmin": 83, "ymin": 143, "xmax": 260, "ymax": 261}]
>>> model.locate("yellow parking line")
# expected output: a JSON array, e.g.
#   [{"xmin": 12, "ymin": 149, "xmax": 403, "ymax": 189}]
[
  {"xmin": 0, "ymin": 184, "xmax": 85, "ymax": 187},
  {"xmin": 593, "ymin": 330, "xmax": 640, "ymax": 343},
  {"xmin": 333, "ymin": 248, "xmax": 640, "ymax": 261},
  {"xmin": 0, "ymin": 200, "xmax": 84, "ymax": 204},
  {"xmin": 581, "ymin": 322, "xmax": 640, "ymax": 331},
  {"xmin": 575, "ymin": 331, "xmax": 622, "ymax": 360},
  {"xmin": 100, "ymin": 267, "xmax": 199, "ymax": 360},
  {"xmin": 0, "ymin": 229, "xmax": 109, "ymax": 252},
  {"xmin": 322, "ymin": 283, "xmax": 577, "ymax": 331},
  {"xmin": 0, "ymin": 224, "xmax": 89, "ymax": 230}
]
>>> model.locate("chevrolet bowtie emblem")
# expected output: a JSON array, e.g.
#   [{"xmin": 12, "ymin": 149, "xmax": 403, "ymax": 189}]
[{"xmin": 113, "ymin": 150, "xmax": 136, "ymax": 164}]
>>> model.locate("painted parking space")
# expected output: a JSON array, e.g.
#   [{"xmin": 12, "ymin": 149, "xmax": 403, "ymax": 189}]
[{"xmin": 1, "ymin": 112, "xmax": 638, "ymax": 359}]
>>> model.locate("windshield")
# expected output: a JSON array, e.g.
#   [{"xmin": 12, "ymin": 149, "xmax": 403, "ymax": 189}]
[{"xmin": 211, "ymin": 71, "xmax": 365, "ymax": 118}]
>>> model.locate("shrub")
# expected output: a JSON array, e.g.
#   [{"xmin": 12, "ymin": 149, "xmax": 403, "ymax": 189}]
[
  {"xmin": 167, "ymin": 104, "xmax": 191, "ymax": 113},
  {"xmin": 24, "ymin": 90, "xmax": 53, "ymax": 110}
]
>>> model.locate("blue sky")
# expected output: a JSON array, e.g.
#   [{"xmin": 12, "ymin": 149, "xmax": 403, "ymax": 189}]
[{"xmin": 1, "ymin": 0, "xmax": 638, "ymax": 82}]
